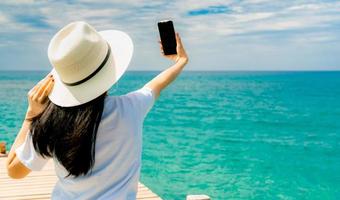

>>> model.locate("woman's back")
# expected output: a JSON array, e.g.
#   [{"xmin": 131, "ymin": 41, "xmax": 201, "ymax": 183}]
[{"xmin": 16, "ymin": 88, "xmax": 154, "ymax": 199}]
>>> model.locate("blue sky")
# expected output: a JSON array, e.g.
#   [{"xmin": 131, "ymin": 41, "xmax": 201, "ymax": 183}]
[{"xmin": 0, "ymin": 0, "xmax": 339, "ymax": 71}]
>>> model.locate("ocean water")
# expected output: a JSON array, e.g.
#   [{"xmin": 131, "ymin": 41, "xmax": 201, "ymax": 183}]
[{"xmin": 0, "ymin": 71, "xmax": 339, "ymax": 200}]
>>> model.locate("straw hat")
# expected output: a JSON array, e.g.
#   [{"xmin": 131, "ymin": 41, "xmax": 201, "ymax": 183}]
[{"xmin": 47, "ymin": 21, "xmax": 133, "ymax": 107}]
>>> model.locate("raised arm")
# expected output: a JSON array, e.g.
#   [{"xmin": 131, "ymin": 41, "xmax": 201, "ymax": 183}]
[
  {"xmin": 144, "ymin": 33, "xmax": 189, "ymax": 99},
  {"xmin": 7, "ymin": 74, "xmax": 54, "ymax": 178}
]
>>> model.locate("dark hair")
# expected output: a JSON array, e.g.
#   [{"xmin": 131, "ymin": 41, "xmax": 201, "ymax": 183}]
[{"xmin": 30, "ymin": 93, "xmax": 106, "ymax": 177}]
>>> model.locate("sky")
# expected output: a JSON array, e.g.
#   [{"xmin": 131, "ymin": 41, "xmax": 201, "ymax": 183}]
[{"xmin": 0, "ymin": 0, "xmax": 340, "ymax": 71}]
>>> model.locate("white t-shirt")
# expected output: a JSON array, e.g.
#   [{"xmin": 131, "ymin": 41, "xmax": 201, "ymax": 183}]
[{"xmin": 15, "ymin": 87, "xmax": 155, "ymax": 200}]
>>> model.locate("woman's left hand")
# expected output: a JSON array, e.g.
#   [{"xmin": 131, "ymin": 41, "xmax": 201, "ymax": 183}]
[{"xmin": 25, "ymin": 74, "xmax": 54, "ymax": 121}]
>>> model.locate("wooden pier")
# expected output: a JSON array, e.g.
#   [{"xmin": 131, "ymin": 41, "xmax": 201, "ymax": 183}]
[{"xmin": 0, "ymin": 157, "xmax": 162, "ymax": 200}]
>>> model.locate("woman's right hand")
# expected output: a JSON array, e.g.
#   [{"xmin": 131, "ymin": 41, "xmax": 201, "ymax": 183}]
[
  {"xmin": 159, "ymin": 33, "xmax": 189, "ymax": 64},
  {"xmin": 146, "ymin": 33, "xmax": 189, "ymax": 99},
  {"xmin": 25, "ymin": 74, "xmax": 54, "ymax": 121}
]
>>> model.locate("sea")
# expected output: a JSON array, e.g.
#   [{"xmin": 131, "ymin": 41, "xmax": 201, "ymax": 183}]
[{"xmin": 0, "ymin": 71, "xmax": 339, "ymax": 200}]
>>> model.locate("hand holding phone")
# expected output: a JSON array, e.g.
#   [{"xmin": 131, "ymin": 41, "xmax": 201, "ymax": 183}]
[
  {"xmin": 158, "ymin": 20, "xmax": 177, "ymax": 55},
  {"xmin": 146, "ymin": 22, "xmax": 189, "ymax": 100},
  {"xmin": 157, "ymin": 20, "xmax": 188, "ymax": 64}
]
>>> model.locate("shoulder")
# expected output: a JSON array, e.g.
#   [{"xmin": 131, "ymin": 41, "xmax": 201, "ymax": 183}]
[
  {"xmin": 104, "ymin": 87, "xmax": 155, "ymax": 120},
  {"xmin": 121, "ymin": 87, "xmax": 155, "ymax": 110},
  {"xmin": 124, "ymin": 87, "xmax": 154, "ymax": 102}
]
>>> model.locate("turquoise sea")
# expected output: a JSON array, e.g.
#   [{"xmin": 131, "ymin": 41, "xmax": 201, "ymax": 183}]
[{"xmin": 0, "ymin": 71, "xmax": 339, "ymax": 199}]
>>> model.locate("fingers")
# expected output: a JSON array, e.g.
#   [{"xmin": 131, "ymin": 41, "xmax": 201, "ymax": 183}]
[
  {"xmin": 35, "ymin": 73, "xmax": 52, "ymax": 86},
  {"xmin": 31, "ymin": 75, "xmax": 54, "ymax": 103},
  {"xmin": 28, "ymin": 84, "xmax": 38, "ymax": 96},
  {"xmin": 39, "ymin": 78, "xmax": 54, "ymax": 103},
  {"xmin": 175, "ymin": 32, "xmax": 182, "ymax": 47},
  {"xmin": 34, "ymin": 77, "xmax": 54, "ymax": 103},
  {"xmin": 158, "ymin": 40, "xmax": 163, "ymax": 48},
  {"xmin": 28, "ymin": 75, "xmax": 48, "ymax": 98},
  {"xmin": 36, "ymin": 76, "xmax": 52, "ymax": 96},
  {"xmin": 158, "ymin": 40, "xmax": 164, "ymax": 55}
]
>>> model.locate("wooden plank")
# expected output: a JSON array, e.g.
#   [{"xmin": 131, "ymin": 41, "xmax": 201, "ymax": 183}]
[
  {"xmin": 0, "ymin": 157, "xmax": 162, "ymax": 200},
  {"xmin": 1, "ymin": 194, "xmax": 51, "ymax": 200}
]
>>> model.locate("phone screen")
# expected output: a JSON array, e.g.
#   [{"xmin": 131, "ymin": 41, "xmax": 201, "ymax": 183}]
[{"xmin": 158, "ymin": 20, "xmax": 177, "ymax": 55}]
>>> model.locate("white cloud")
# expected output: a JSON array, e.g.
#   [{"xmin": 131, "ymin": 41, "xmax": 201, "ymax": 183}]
[
  {"xmin": 288, "ymin": 2, "xmax": 340, "ymax": 12},
  {"xmin": 0, "ymin": 13, "xmax": 46, "ymax": 34},
  {"xmin": 231, "ymin": 12, "xmax": 275, "ymax": 23},
  {"xmin": 244, "ymin": 0, "xmax": 276, "ymax": 4},
  {"xmin": 0, "ymin": 0, "xmax": 339, "ymax": 70},
  {"xmin": 174, "ymin": 0, "xmax": 235, "ymax": 10},
  {"xmin": 0, "ymin": 13, "xmax": 8, "ymax": 24},
  {"xmin": 290, "ymin": 32, "xmax": 338, "ymax": 43},
  {"xmin": 0, "ymin": 0, "xmax": 34, "ymax": 5},
  {"xmin": 177, "ymin": 0, "xmax": 340, "ymax": 41},
  {"xmin": 40, "ymin": 4, "xmax": 124, "ymax": 29},
  {"xmin": 1, "ymin": 0, "xmax": 339, "ymax": 41}
]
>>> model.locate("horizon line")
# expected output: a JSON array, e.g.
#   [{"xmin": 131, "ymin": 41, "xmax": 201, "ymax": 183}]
[{"xmin": 1, "ymin": 69, "xmax": 340, "ymax": 72}]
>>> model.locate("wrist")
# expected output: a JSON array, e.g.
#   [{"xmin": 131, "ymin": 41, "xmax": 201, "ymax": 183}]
[
  {"xmin": 24, "ymin": 118, "xmax": 33, "ymax": 123},
  {"xmin": 24, "ymin": 115, "xmax": 34, "ymax": 122},
  {"xmin": 25, "ymin": 109, "xmax": 35, "ymax": 122},
  {"xmin": 176, "ymin": 57, "xmax": 188, "ymax": 64}
]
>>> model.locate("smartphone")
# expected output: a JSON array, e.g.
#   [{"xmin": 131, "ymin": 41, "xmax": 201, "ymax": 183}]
[{"xmin": 157, "ymin": 20, "xmax": 177, "ymax": 55}]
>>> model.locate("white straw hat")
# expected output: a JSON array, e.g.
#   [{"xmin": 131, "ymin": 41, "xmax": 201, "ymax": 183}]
[{"xmin": 47, "ymin": 21, "xmax": 133, "ymax": 107}]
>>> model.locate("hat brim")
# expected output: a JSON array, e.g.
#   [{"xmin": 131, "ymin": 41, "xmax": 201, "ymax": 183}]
[{"xmin": 48, "ymin": 30, "xmax": 133, "ymax": 107}]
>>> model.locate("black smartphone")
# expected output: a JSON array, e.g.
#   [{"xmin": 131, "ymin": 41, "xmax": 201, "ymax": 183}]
[{"xmin": 157, "ymin": 20, "xmax": 177, "ymax": 55}]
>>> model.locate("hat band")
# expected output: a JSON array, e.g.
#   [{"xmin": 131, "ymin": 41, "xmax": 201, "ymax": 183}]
[{"xmin": 63, "ymin": 44, "xmax": 111, "ymax": 86}]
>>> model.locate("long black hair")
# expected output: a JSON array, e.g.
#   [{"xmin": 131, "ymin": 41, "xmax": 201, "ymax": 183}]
[{"xmin": 30, "ymin": 92, "xmax": 106, "ymax": 177}]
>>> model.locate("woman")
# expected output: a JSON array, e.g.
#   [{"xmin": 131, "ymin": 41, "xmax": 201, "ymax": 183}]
[{"xmin": 6, "ymin": 21, "xmax": 188, "ymax": 199}]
